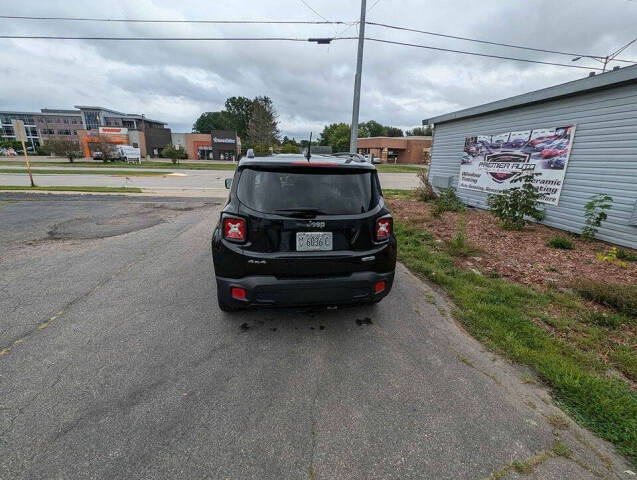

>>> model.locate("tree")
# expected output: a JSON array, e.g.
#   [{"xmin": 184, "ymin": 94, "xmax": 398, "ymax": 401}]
[
  {"xmin": 224, "ymin": 96, "xmax": 253, "ymax": 140},
  {"xmin": 161, "ymin": 144, "xmax": 187, "ymax": 165},
  {"xmin": 385, "ymin": 126, "xmax": 404, "ymax": 137},
  {"xmin": 246, "ymin": 96, "xmax": 280, "ymax": 146},
  {"xmin": 319, "ymin": 123, "xmax": 351, "ymax": 152},
  {"xmin": 0, "ymin": 139, "xmax": 21, "ymax": 151},
  {"xmin": 361, "ymin": 120, "xmax": 386, "ymax": 137},
  {"xmin": 281, "ymin": 143, "xmax": 300, "ymax": 154},
  {"xmin": 45, "ymin": 138, "xmax": 82, "ymax": 163},
  {"xmin": 406, "ymin": 126, "xmax": 433, "ymax": 136},
  {"xmin": 193, "ymin": 111, "xmax": 235, "ymax": 133}
]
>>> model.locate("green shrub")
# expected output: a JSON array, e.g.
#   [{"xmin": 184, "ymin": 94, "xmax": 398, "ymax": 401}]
[
  {"xmin": 546, "ymin": 236, "xmax": 574, "ymax": 250},
  {"xmin": 415, "ymin": 169, "xmax": 437, "ymax": 201},
  {"xmin": 582, "ymin": 194, "xmax": 613, "ymax": 241},
  {"xmin": 281, "ymin": 143, "xmax": 300, "ymax": 154},
  {"xmin": 253, "ymin": 144, "xmax": 272, "ymax": 156},
  {"xmin": 432, "ymin": 188, "xmax": 464, "ymax": 217},
  {"xmin": 487, "ymin": 173, "xmax": 545, "ymax": 230},
  {"xmin": 617, "ymin": 248, "xmax": 637, "ymax": 262},
  {"xmin": 576, "ymin": 280, "xmax": 637, "ymax": 317},
  {"xmin": 161, "ymin": 144, "xmax": 187, "ymax": 165}
]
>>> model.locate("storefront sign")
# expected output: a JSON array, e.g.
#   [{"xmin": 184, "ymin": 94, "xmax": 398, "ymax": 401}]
[
  {"xmin": 212, "ymin": 136, "xmax": 236, "ymax": 144},
  {"xmin": 99, "ymin": 127, "xmax": 128, "ymax": 135},
  {"xmin": 458, "ymin": 125, "xmax": 575, "ymax": 205}
]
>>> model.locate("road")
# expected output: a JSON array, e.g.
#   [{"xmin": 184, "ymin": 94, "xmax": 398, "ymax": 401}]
[
  {"xmin": 0, "ymin": 194, "xmax": 629, "ymax": 479},
  {"xmin": 0, "ymin": 168, "xmax": 419, "ymax": 195}
]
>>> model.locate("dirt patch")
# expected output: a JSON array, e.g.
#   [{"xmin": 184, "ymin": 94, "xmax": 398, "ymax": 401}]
[
  {"xmin": 48, "ymin": 214, "xmax": 164, "ymax": 240},
  {"xmin": 389, "ymin": 198, "xmax": 637, "ymax": 288}
]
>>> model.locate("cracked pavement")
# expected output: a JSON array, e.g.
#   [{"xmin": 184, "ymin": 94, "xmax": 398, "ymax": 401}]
[{"xmin": 0, "ymin": 193, "xmax": 633, "ymax": 479}]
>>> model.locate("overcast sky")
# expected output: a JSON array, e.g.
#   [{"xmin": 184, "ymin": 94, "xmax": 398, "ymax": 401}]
[{"xmin": 1, "ymin": 0, "xmax": 636, "ymax": 138}]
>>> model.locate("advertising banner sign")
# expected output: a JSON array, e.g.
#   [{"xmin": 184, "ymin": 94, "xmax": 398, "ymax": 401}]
[{"xmin": 458, "ymin": 125, "xmax": 575, "ymax": 205}]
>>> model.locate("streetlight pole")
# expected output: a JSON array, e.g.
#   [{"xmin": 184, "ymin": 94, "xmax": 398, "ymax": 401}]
[{"xmin": 349, "ymin": 0, "xmax": 366, "ymax": 153}]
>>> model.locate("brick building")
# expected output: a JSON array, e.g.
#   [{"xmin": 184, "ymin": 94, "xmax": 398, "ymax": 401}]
[{"xmin": 356, "ymin": 136, "xmax": 432, "ymax": 164}]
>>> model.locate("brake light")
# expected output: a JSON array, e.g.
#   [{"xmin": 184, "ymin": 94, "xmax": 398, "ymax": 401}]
[
  {"xmin": 376, "ymin": 217, "xmax": 392, "ymax": 241},
  {"xmin": 231, "ymin": 287, "xmax": 246, "ymax": 300},
  {"xmin": 374, "ymin": 281, "xmax": 386, "ymax": 294},
  {"xmin": 223, "ymin": 217, "xmax": 246, "ymax": 241}
]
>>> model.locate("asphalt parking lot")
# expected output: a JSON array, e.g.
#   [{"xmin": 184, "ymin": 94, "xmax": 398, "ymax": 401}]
[{"xmin": 0, "ymin": 194, "xmax": 629, "ymax": 479}]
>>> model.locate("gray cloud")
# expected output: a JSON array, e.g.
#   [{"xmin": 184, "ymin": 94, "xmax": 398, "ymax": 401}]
[{"xmin": 0, "ymin": 0, "xmax": 635, "ymax": 138}]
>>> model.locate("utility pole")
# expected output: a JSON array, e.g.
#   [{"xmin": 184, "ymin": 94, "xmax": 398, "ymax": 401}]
[
  {"xmin": 349, "ymin": 0, "xmax": 366, "ymax": 153},
  {"xmin": 602, "ymin": 55, "xmax": 609, "ymax": 73}
]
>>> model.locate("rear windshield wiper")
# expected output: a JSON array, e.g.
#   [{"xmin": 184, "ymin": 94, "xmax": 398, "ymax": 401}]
[{"xmin": 275, "ymin": 208, "xmax": 326, "ymax": 216}]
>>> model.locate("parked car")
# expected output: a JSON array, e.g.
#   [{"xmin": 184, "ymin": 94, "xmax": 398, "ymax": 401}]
[
  {"xmin": 116, "ymin": 145, "xmax": 141, "ymax": 163},
  {"xmin": 92, "ymin": 151, "xmax": 104, "ymax": 160},
  {"xmin": 211, "ymin": 153, "xmax": 397, "ymax": 311},
  {"xmin": 540, "ymin": 148, "xmax": 568, "ymax": 159},
  {"xmin": 502, "ymin": 138, "xmax": 527, "ymax": 150},
  {"xmin": 547, "ymin": 156, "xmax": 567, "ymax": 169}
]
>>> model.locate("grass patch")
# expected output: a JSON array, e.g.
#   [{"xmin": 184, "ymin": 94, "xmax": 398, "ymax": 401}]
[
  {"xmin": 576, "ymin": 280, "xmax": 637, "ymax": 317},
  {"xmin": 446, "ymin": 214, "xmax": 479, "ymax": 257},
  {"xmin": 395, "ymin": 220, "xmax": 637, "ymax": 464},
  {"xmin": 0, "ymin": 185, "xmax": 143, "ymax": 193},
  {"xmin": 382, "ymin": 188, "xmax": 414, "ymax": 199},
  {"xmin": 546, "ymin": 414, "xmax": 570, "ymax": 430},
  {"xmin": 546, "ymin": 236, "xmax": 574, "ymax": 250},
  {"xmin": 0, "ymin": 160, "xmax": 237, "ymax": 170},
  {"xmin": 0, "ymin": 168, "xmax": 168, "ymax": 176},
  {"xmin": 374, "ymin": 164, "xmax": 425, "ymax": 173}
]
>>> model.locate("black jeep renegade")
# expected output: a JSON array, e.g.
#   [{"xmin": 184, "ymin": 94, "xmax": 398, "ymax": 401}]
[{"xmin": 211, "ymin": 153, "xmax": 397, "ymax": 311}]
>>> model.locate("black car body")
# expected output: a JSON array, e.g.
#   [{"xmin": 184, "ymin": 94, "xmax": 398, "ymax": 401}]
[{"xmin": 212, "ymin": 154, "xmax": 397, "ymax": 310}]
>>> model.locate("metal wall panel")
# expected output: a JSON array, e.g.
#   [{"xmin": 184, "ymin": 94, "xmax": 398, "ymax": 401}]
[{"xmin": 428, "ymin": 83, "xmax": 637, "ymax": 248}]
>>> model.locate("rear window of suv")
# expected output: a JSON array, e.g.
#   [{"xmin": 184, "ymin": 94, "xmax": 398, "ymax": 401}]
[{"xmin": 237, "ymin": 168, "xmax": 378, "ymax": 215}]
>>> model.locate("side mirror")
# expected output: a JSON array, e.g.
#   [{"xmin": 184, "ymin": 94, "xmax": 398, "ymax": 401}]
[{"xmin": 224, "ymin": 178, "xmax": 232, "ymax": 189}]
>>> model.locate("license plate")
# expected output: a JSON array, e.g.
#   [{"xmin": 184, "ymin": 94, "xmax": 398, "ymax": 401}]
[{"xmin": 296, "ymin": 232, "xmax": 333, "ymax": 251}]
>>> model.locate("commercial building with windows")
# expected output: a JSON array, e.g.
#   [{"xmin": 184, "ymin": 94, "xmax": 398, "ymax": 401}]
[
  {"xmin": 356, "ymin": 136, "xmax": 432, "ymax": 164},
  {"xmin": 1, "ymin": 105, "xmax": 171, "ymax": 158},
  {"xmin": 35, "ymin": 109, "xmax": 83, "ymax": 143},
  {"xmin": 210, "ymin": 130, "xmax": 240, "ymax": 161},
  {"xmin": 425, "ymin": 65, "xmax": 637, "ymax": 248},
  {"xmin": 1, "ymin": 111, "xmax": 42, "ymax": 149},
  {"xmin": 170, "ymin": 131, "xmax": 242, "ymax": 160},
  {"xmin": 74, "ymin": 106, "xmax": 171, "ymax": 157}
]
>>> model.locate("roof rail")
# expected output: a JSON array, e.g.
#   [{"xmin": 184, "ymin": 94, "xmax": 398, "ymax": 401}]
[{"xmin": 329, "ymin": 152, "xmax": 367, "ymax": 163}]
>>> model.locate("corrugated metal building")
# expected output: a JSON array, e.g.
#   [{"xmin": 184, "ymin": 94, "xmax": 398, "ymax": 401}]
[{"xmin": 425, "ymin": 65, "xmax": 637, "ymax": 248}]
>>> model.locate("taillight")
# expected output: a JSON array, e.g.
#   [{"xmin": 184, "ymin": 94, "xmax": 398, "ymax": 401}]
[
  {"xmin": 231, "ymin": 287, "xmax": 246, "ymax": 300},
  {"xmin": 223, "ymin": 217, "xmax": 246, "ymax": 242},
  {"xmin": 375, "ymin": 216, "xmax": 392, "ymax": 241}
]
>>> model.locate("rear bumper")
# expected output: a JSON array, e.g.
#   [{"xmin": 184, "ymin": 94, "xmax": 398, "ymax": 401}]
[{"xmin": 216, "ymin": 270, "xmax": 394, "ymax": 309}]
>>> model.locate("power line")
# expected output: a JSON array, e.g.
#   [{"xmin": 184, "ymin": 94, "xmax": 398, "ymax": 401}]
[
  {"xmin": 0, "ymin": 32, "xmax": 616, "ymax": 72},
  {"xmin": 298, "ymin": 0, "xmax": 330, "ymax": 23},
  {"xmin": 367, "ymin": 21, "xmax": 636, "ymax": 64},
  {"xmin": 0, "ymin": 15, "xmax": 344, "ymax": 25},
  {"xmin": 610, "ymin": 36, "xmax": 637, "ymax": 58},
  {"xmin": 365, "ymin": 37, "xmax": 605, "ymax": 71},
  {"xmin": 6, "ymin": 14, "xmax": 634, "ymax": 65},
  {"xmin": 0, "ymin": 35, "xmax": 356, "ymax": 42}
]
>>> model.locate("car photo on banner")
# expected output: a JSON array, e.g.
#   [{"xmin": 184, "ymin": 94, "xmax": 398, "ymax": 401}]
[{"xmin": 459, "ymin": 125, "xmax": 576, "ymax": 206}]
